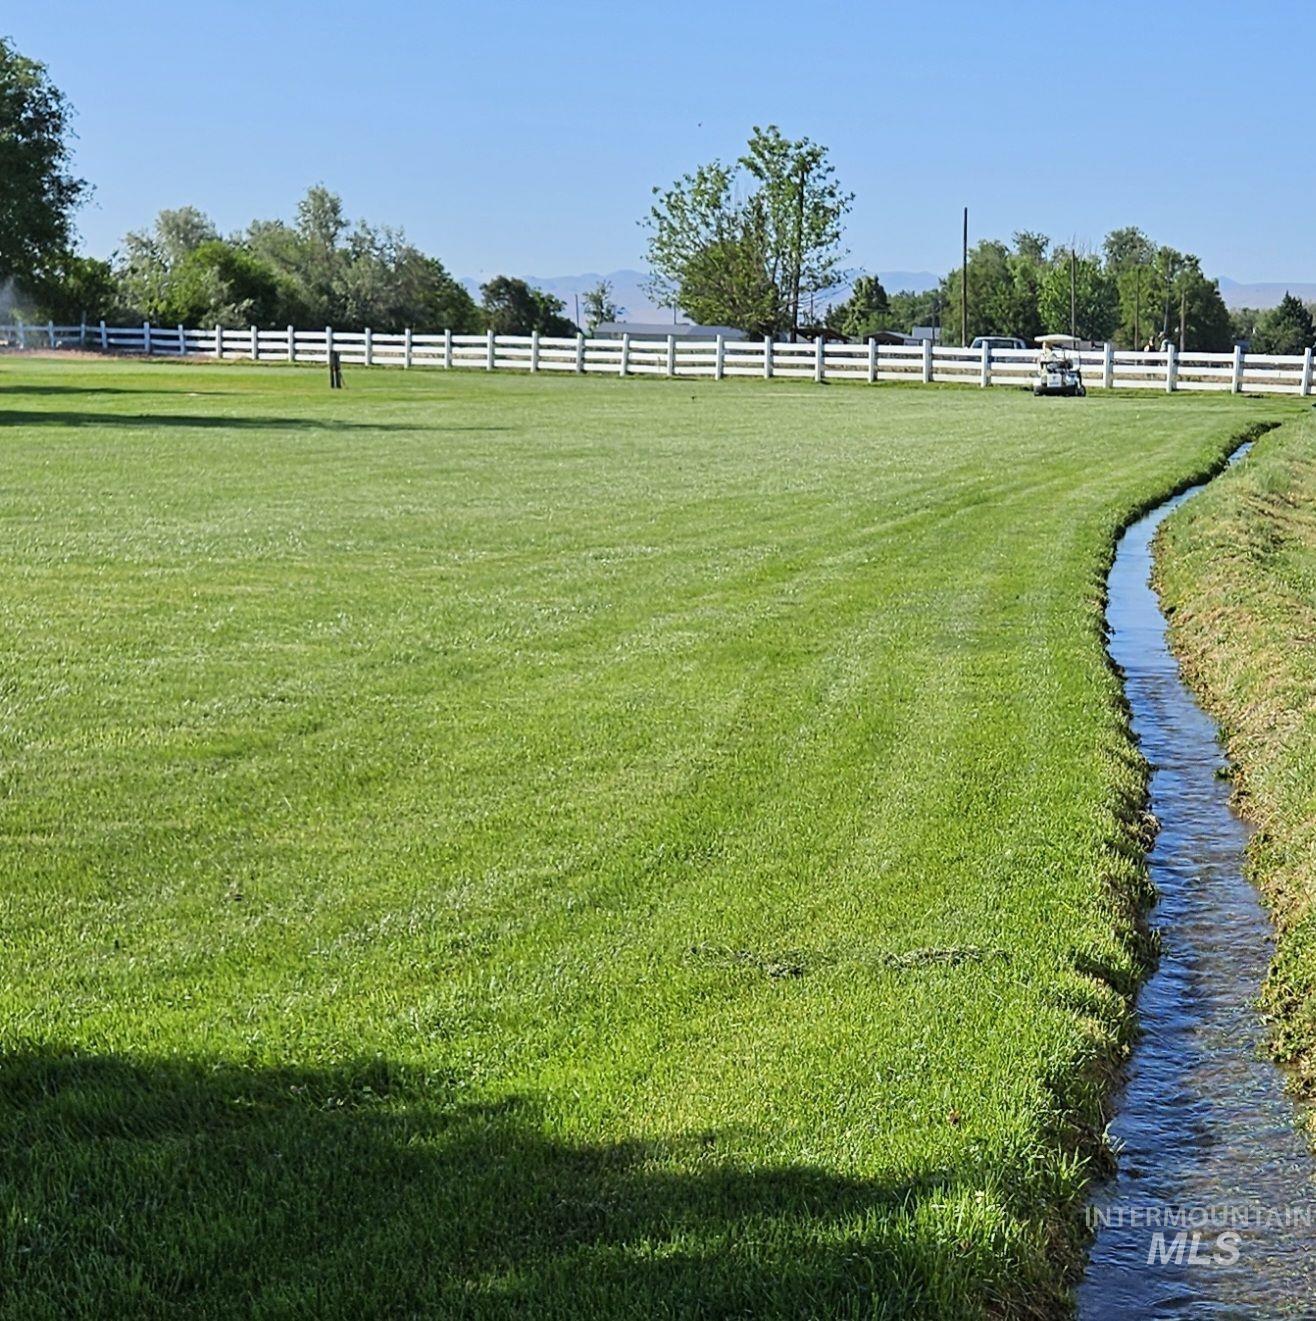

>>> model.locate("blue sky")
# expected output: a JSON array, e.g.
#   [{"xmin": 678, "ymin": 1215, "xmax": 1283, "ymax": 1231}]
[{"xmin": 7, "ymin": 2, "xmax": 1314, "ymax": 283}]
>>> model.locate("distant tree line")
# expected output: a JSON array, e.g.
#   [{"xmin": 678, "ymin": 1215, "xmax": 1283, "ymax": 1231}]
[{"xmin": 21, "ymin": 187, "xmax": 583, "ymax": 336}]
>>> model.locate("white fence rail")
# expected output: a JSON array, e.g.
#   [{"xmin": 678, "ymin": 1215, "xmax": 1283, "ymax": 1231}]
[{"xmin": 3, "ymin": 321, "xmax": 1313, "ymax": 398}]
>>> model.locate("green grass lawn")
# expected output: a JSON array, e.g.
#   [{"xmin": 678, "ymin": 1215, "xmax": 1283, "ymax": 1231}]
[
  {"xmin": 1157, "ymin": 409, "xmax": 1316, "ymax": 1104},
  {"xmin": 0, "ymin": 359, "xmax": 1290, "ymax": 1318}
]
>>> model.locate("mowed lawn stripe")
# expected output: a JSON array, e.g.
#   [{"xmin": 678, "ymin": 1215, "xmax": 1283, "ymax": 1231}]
[{"xmin": 0, "ymin": 360, "xmax": 1292, "ymax": 1317}]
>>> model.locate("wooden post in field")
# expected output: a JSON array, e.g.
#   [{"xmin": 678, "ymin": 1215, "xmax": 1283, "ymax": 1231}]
[
  {"xmin": 1302, "ymin": 347, "xmax": 1314, "ymax": 397},
  {"xmin": 1165, "ymin": 343, "xmax": 1178, "ymax": 393},
  {"xmin": 99, "ymin": 319, "xmax": 108, "ymax": 351},
  {"xmin": 1103, "ymin": 341, "xmax": 1114, "ymax": 389},
  {"xmin": 922, "ymin": 339, "xmax": 933, "ymax": 384},
  {"xmin": 250, "ymin": 325, "xmax": 259, "ymax": 361},
  {"xmin": 715, "ymin": 333, "xmax": 726, "ymax": 380},
  {"xmin": 485, "ymin": 329, "xmax": 495, "ymax": 371},
  {"xmin": 143, "ymin": 321, "xmax": 152, "ymax": 355},
  {"xmin": 980, "ymin": 341, "xmax": 990, "ymax": 388},
  {"xmin": 666, "ymin": 333, "xmax": 676, "ymax": 378},
  {"xmin": 529, "ymin": 329, "xmax": 539, "ymax": 373},
  {"xmin": 764, "ymin": 335, "xmax": 774, "ymax": 380},
  {"xmin": 1231, "ymin": 343, "xmax": 1244, "ymax": 393},
  {"xmin": 620, "ymin": 332, "xmax": 631, "ymax": 377},
  {"xmin": 443, "ymin": 327, "xmax": 452, "ymax": 369},
  {"xmin": 868, "ymin": 337, "xmax": 878, "ymax": 384},
  {"xmin": 575, "ymin": 331, "xmax": 585, "ymax": 374},
  {"xmin": 403, "ymin": 326, "xmax": 413, "ymax": 369}
]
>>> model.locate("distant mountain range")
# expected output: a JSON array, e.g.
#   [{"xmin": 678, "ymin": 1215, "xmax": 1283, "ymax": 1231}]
[
  {"xmin": 462, "ymin": 268, "xmax": 1311, "ymax": 324},
  {"xmin": 1217, "ymin": 277, "xmax": 1316, "ymax": 309}
]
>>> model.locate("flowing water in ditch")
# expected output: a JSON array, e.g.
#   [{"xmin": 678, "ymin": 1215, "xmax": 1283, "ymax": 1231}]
[{"xmin": 1077, "ymin": 447, "xmax": 1316, "ymax": 1318}]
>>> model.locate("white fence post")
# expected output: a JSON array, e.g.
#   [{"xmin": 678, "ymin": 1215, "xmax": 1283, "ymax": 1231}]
[
  {"xmin": 364, "ymin": 327, "xmax": 374, "ymax": 367},
  {"xmin": 666, "ymin": 333, "xmax": 676, "ymax": 377},
  {"xmin": 99, "ymin": 319, "xmax": 108, "ymax": 351},
  {"xmin": 980, "ymin": 342, "xmax": 991, "ymax": 388},
  {"xmin": 1302, "ymin": 348, "xmax": 1314, "ymax": 397},
  {"xmin": 251, "ymin": 325, "xmax": 260, "ymax": 361},
  {"xmin": 486, "ymin": 328, "xmax": 495, "ymax": 371},
  {"xmin": 529, "ymin": 329, "xmax": 539, "ymax": 373},
  {"xmin": 16, "ymin": 322, "xmax": 24, "ymax": 349},
  {"xmin": 79, "ymin": 318, "xmax": 87, "ymax": 347},
  {"xmin": 403, "ymin": 326, "xmax": 413, "ymax": 369},
  {"xmin": 764, "ymin": 335, "xmax": 774, "ymax": 380},
  {"xmin": 215, "ymin": 324, "xmax": 223, "ymax": 359},
  {"xmin": 176, "ymin": 323, "xmax": 185, "ymax": 356},
  {"xmin": 143, "ymin": 321, "xmax": 152, "ymax": 355},
  {"xmin": 443, "ymin": 327, "xmax": 452, "ymax": 369},
  {"xmin": 868, "ymin": 338, "xmax": 878, "ymax": 384},
  {"xmin": 1165, "ymin": 343, "xmax": 1178, "ymax": 393},
  {"xmin": 47, "ymin": 319, "xmax": 55, "ymax": 350},
  {"xmin": 1231, "ymin": 344, "xmax": 1244, "ymax": 394},
  {"xmin": 620, "ymin": 332, "xmax": 631, "ymax": 377},
  {"xmin": 814, "ymin": 336, "xmax": 825, "ymax": 383},
  {"xmin": 714, "ymin": 333, "xmax": 725, "ymax": 380},
  {"xmin": 288, "ymin": 325, "xmax": 296, "ymax": 363},
  {"xmin": 1103, "ymin": 341, "xmax": 1114, "ymax": 389},
  {"xmin": 325, "ymin": 325, "xmax": 334, "ymax": 363},
  {"xmin": 575, "ymin": 332, "xmax": 585, "ymax": 373},
  {"xmin": 922, "ymin": 340, "xmax": 933, "ymax": 384}
]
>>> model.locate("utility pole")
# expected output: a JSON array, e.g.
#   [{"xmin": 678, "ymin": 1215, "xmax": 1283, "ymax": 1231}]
[
  {"xmin": 1179, "ymin": 289, "xmax": 1187, "ymax": 352},
  {"xmin": 791, "ymin": 158, "xmax": 806, "ymax": 342},
  {"xmin": 960, "ymin": 206, "xmax": 968, "ymax": 347}
]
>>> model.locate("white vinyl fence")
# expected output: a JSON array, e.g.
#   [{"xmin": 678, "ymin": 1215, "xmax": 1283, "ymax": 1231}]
[{"xmin": 4, "ymin": 320, "xmax": 1314, "ymax": 397}]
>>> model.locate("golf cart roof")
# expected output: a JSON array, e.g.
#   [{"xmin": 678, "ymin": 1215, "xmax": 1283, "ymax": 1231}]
[{"xmin": 1036, "ymin": 334, "xmax": 1079, "ymax": 346}]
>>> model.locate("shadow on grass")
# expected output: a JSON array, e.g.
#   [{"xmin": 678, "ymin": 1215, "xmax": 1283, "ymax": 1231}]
[
  {"xmin": 0, "ymin": 1047, "xmax": 1040, "ymax": 1318},
  {"xmin": 0, "ymin": 385, "xmax": 236, "ymax": 398},
  {"xmin": 0, "ymin": 409, "xmax": 508, "ymax": 434}
]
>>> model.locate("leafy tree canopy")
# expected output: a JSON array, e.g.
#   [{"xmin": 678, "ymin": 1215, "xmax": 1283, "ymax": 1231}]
[
  {"xmin": 644, "ymin": 126, "xmax": 851, "ymax": 337},
  {"xmin": 1251, "ymin": 293, "xmax": 1316, "ymax": 356},
  {"xmin": 479, "ymin": 276, "xmax": 577, "ymax": 336}
]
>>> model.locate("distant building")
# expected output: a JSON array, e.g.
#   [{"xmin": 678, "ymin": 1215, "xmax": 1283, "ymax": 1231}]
[
  {"xmin": 592, "ymin": 321, "xmax": 746, "ymax": 341},
  {"xmin": 910, "ymin": 325, "xmax": 943, "ymax": 344}
]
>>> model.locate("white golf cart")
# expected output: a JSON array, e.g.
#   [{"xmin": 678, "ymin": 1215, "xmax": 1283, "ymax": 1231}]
[{"xmin": 1034, "ymin": 334, "xmax": 1086, "ymax": 397}]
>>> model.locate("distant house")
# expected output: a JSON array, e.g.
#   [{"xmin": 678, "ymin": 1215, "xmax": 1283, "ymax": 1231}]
[{"xmin": 592, "ymin": 321, "xmax": 746, "ymax": 341}]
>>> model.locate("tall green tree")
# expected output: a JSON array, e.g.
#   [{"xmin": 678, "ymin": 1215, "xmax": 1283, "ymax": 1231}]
[
  {"xmin": 644, "ymin": 126, "xmax": 851, "ymax": 336},
  {"xmin": 0, "ymin": 37, "xmax": 88, "ymax": 289},
  {"xmin": 1037, "ymin": 251, "xmax": 1118, "ymax": 341},
  {"xmin": 27, "ymin": 253, "xmax": 117, "ymax": 322},
  {"xmin": 116, "ymin": 207, "xmax": 220, "ymax": 318},
  {"xmin": 939, "ymin": 235, "xmax": 1047, "ymax": 344},
  {"xmin": 581, "ymin": 279, "xmax": 621, "ymax": 333},
  {"xmin": 826, "ymin": 274, "xmax": 890, "ymax": 339},
  {"xmin": 1251, "ymin": 293, "xmax": 1316, "ymax": 355},
  {"xmin": 160, "ymin": 240, "xmax": 285, "ymax": 328},
  {"xmin": 480, "ymin": 276, "xmax": 577, "ymax": 336}
]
